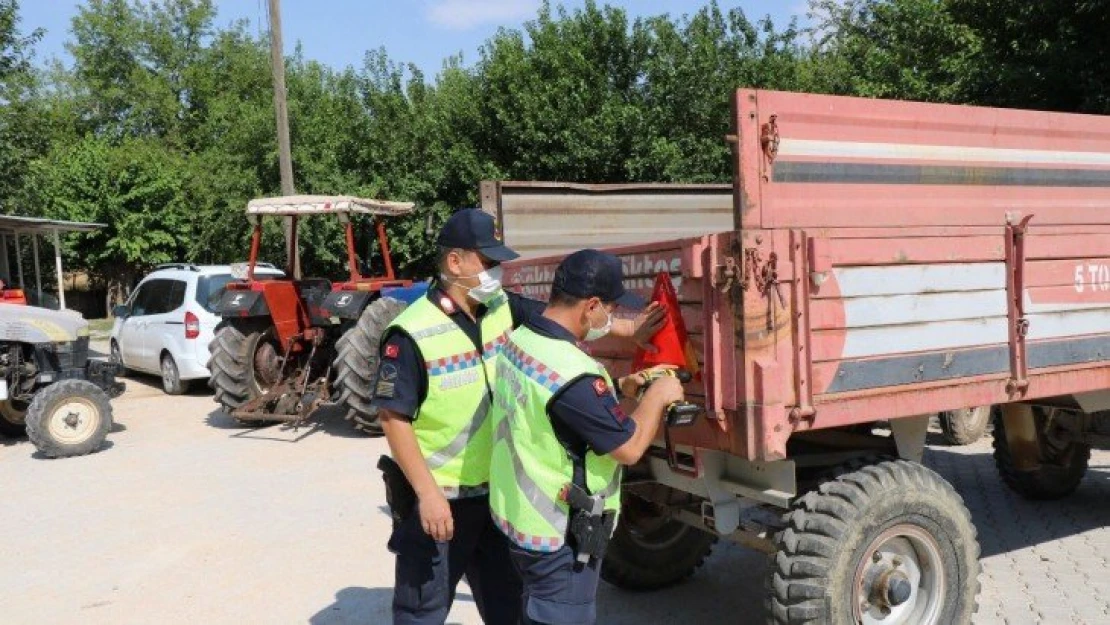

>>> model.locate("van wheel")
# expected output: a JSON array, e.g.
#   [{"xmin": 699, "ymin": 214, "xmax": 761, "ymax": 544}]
[
  {"xmin": 766, "ymin": 459, "xmax": 979, "ymax": 624},
  {"xmin": 161, "ymin": 354, "xmax": 191, "ymax": 396},
  {"xmin": 110, "ymin": 340, "xmax": 130, "ymax": 377}
]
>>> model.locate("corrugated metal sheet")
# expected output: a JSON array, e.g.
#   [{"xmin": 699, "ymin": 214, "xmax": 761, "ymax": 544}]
[{"xmin": 480, "ymin": 181, "xmax": 733, "ymax": 259}]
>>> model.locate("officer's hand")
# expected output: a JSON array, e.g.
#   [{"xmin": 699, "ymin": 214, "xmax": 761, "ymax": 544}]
[
  {"xmin": 632, "ymin": 302, "xmax": 666, "ymax": 352},
  {"xmin": 642, "ymin": 374, "xmax": 684, "ymax": 408},
  {"xmin": 619, "ymin": 364, "xmax": 677, "ymax": 399},
  {"xmin": 419, "ymin": 492, "xmax": 454, "ymax": 542}
]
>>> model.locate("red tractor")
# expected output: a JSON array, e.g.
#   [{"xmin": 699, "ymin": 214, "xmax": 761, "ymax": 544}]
[{"xmin": 208, "ymin": 195, "xmax": 426, "ymax": 433}]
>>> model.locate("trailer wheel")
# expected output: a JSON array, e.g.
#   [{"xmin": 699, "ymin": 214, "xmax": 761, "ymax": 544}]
[
  {"xmin": 208, "ymin": 322, "xmax": 280, "ymax": 424},
  {"xmin": 0, "ymin": 399, "xmax": 28, "ymax": 437},
  {"xmin": 334, "ymin": 297, "xmax": 407, "ymax": 435},
  {"xmin": 600, "ymin": 493, "xmax": 717, "ymax": 590},
  {"xmin": 991, "ymin": 407, "xmax": 1090, "ymax": 500},
  {"xmin": 938, "ymin": 405, "xmax": 991, "ymax": 445},
  {"xmin": 766, "ymin": 459, "xmax": 979, "ymax": 625},
  {"xmin": 25, "ymin": 379, "xmax": 113, "ymax": 458}
]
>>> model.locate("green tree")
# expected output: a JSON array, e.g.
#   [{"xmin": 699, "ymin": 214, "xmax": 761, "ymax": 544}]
[
  {"xmin": 0, "ymin": 0, "xmax": 45, "ymax": 210},
  {"xmin": 948, "ymin": 0, "xmax": 1110, "ymax": 114},
  {"xmin": 805, "ymin": 0, "xmax": 981, "ymax": 102}
]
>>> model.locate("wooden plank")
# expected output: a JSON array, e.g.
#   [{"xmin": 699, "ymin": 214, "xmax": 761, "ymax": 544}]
[
  {"xmin": 1025, "ymin": 258, "xmax": 1110, "ymax": 287},
  {"xmin": 1027, "ymin": 234, "xmax": 1110, "ymax": 260},
  {"xmin": 1027, "ymin": 285, "xmax": 1110, "ymax": 308},
  {"xmin": 1027, "ymin": 308, "xmax": 1110, "ymax": 341},
  {"xmin": 815, "ymin": 263, "xmax": 1005, "ymax": 299},
  {"xmin": 811, "ymin": 289, "xmax": 1006, "ymax": 330},
  {"xmin": 827, "ymin": 236, "xmax": 1004, "ymax": 265}
]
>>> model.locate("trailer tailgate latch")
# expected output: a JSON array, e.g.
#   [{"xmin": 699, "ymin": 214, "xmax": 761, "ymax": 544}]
[
  {"xmin": 760, "ymin": 114, "xmax": 780, "ymax": 167},
  {"xmin": 717, "ymin": 255, "xmax": 741, "ymax": 294}
]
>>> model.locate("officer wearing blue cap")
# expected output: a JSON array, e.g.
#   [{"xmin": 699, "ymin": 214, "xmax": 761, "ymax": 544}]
[
  {"xmin": 372, "ymin": 212, "xmax": 664, "ymax": 625},
  {"xmin": 488, "ymin": 249, "xmax": 685, "ymax": 625}
]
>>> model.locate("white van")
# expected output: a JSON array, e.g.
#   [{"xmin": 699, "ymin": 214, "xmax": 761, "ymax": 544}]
[{"xmin": 110, "ymin": 264, "xmax": 284, "ymax": 394}]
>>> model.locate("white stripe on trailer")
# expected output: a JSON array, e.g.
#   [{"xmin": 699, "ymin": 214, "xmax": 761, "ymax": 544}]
[
  {"xmin": 833, "ymin": 262, "xmax": 1110, "ymax": 359},
  {"xmin": 830, "ymin": 263, "xmax": 1005, "ymax": 299},
  {"xmin": 779, "ymin": 139, "xmax": 1110, "ymax": 167}
]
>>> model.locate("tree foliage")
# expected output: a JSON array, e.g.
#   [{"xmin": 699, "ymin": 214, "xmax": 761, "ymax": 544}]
[{"xmin": 2, "ymin": 0, "xmax": 1108, "ymax": 313}]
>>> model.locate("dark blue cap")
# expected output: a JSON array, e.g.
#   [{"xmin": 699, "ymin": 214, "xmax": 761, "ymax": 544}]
[
  {"xmin": 552, "ymin": 249, "xmax": 645, "ymax": 309},
  {"xmin": 437, "ymin": 208, "xmax": 519, "ymax": 262}
]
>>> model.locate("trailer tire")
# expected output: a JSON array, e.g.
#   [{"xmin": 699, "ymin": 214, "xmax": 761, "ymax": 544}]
[
  {"xmin": 766, "ymin": 459, "xmax": 979, "ymax": 625},
  {"xmin": 208, "ymin": 322, "xmax": 279, "ymax": 424},
  {"xmin": 939, "ymin": 405, "xmax": 991, "ymax": 446},
  {"xmin": 600, "ymin": 494, "xmax": 717, "ymax": 590},
  {"xmin": 991, "ymin": 407, "xmax": 1090, "ymax": 500},
  {"xmin": 334, "ymin": 297, "xmax": 408, "ymax": 435},
  {"xmin": 25, "ymin": 379, "xmax": 112, "ymax": 458}
]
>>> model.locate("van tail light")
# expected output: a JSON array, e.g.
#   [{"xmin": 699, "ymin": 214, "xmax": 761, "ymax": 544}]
[{"xmin": 185, "ymin": 311, "xmax": 200, "ymax": 339}]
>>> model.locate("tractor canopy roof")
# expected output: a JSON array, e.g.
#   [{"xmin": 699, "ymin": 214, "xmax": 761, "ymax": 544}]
[{"xmin": 246, "ymin": 195, "xmax": 415, "ymax": 217}]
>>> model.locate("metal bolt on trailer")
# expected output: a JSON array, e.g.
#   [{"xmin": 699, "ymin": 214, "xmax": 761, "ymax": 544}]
[{"xmin": 497, "ymin": 88, "xmax": 1110, "ymax": 624}]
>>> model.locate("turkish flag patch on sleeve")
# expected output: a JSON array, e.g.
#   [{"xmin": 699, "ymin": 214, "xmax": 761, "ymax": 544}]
[
  {"xmin": 592, "ymin": 378, "xmax": 609, "ymax": 397},
  {"xmin": 384, "ymin": 344, "xmax": 400, "ymax": 359}
]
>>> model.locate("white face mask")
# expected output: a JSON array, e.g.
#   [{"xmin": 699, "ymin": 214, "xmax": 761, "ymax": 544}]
[
  {"xmin": 443, "ymin": 265, "xmax": 504, "ymax": 304},
  {"xmin": 584, "ymin": 305, "xmax": 612, "ymax": 342}
]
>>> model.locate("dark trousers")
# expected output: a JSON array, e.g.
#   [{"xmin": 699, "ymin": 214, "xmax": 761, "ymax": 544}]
[
  {"xmin": 389, "ymin": 495, "xmax": 523, "ymax": 625},
  {"xmin": 509, "ymin": 543, "xmax": 601, "ymax": 625}
]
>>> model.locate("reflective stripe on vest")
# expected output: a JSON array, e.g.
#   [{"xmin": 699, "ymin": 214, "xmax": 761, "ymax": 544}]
[
  {"xmin": 489, "ymin": 327, "xmax": 623, "ymax": 551},
  {"xmin": 387, "ymin": 293, "xmax": 512, "ymax": 496}
]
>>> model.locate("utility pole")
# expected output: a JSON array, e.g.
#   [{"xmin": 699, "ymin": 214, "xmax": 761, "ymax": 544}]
[{"xmin": 267, "ymin": 0, "xmax": 300, "ymax": 278}]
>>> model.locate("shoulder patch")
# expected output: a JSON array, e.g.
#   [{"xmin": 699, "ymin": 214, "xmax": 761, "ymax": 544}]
[
  {"xmin": 608, "ymin": 403, "xmax": 628, "ymax": 423},
  {"xmin": 375, "ymin": 380, "xmax": 396, "ymax": 398},
  {"xmin": 384, "ymin": 343, "xmax": 400, "ymax": 359},
  {"xmin": 592, "ymin": 378, "xmax": 609, "ymax": 397},
  {"xmin": 439, "ymin": 296, "xmax": 456, "ymax": 313}
]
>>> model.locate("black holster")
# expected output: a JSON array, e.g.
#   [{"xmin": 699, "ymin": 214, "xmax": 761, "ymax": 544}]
[
  {"xmin": 378, "ymin": 455, "xmax": 417, "ymax": 528},
  {"xmin": 565, "ymin": 483, "xmax": 616, "ymax": 565}
]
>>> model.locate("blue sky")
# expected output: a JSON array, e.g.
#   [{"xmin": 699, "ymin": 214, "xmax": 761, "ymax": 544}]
[{"xmin": 19, "ymin": 1, "xmax": 807, "ymax": 75}]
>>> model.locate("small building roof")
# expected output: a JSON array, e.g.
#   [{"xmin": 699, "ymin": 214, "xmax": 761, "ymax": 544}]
[
  {"xmin": 246, "ymin": 195, "xmax": 415, "ymax": 217},
  {"xmin": 0, "ymin": 215, "xmax": 105, "ymax": 235}
]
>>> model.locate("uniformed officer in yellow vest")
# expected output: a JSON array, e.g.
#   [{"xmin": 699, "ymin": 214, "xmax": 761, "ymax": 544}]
[
  {"xmin": 488, "ymin": 249, "xmax": 685, "ymax": 625},
  {"xmin": 372, "ymin": 211, "xmax": 665, "ymax": 625}
]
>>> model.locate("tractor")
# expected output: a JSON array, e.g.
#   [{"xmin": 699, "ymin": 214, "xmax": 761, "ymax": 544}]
[{"xmin": 208, "ymin": 195, "xmax": 426, "ymax": 433}]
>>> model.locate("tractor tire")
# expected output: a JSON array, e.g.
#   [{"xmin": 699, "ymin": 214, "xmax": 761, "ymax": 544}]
[
  {"xmin": 991, "ymin": 407, "xmax": 1090, "ymax": 500},
  {"xmin": 766, "ymin": 459, "xmax": 979, "ymax": 625},
  {"xmin": 25, "ymin": 379, "xmax": 113, "ymax": 458},
  {"xmin": 334, "ymin": 297, "xmax": 408, "ymax": 435},
  {"xmin": 208, "ymin": 322, "xmax": 281, "ymax": 424},
  {"xmin": 600, "ymin": 492, "xmax": 717, "ymax": 590},
  {"xmin": 939, "ymin": 405, "xmax": 992, "ymax": 446},
  {"xmin": 0, "ymin": 399, "xmax": 28, "ymax": 437}
]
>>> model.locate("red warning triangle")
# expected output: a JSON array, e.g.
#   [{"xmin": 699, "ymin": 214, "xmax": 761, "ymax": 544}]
[{"xmin": 632, "ymin": 272, "xmax": 699, "ymax": 378}]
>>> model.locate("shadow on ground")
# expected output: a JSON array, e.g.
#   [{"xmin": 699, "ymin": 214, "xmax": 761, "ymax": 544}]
[
  {"xmin": 205, "ymin": 403, "xmax": 375, "ymax": 442},
  {"xmin": 925, "ymin": 441, "xmax": 1110, "ymax": 559},
  {"xmin": 309, "ymin": 587, "xmax": 476, "ymax": 625}
]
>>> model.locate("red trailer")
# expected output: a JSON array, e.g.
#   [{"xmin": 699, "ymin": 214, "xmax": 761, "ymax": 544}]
[{"xmin": 496, "ymin": 89, "xmax": 1110, "ymax": 624}]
